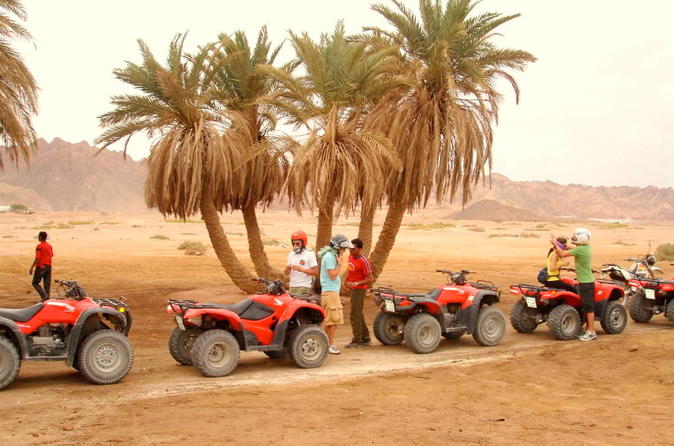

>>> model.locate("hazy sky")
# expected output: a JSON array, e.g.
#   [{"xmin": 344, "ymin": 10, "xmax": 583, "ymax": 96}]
[{"xmin": 13, "ymin": 0, "xmax": 674, "ymax": 188}]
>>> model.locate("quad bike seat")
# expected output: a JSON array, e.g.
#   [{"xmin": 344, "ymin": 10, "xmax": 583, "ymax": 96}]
[
  {"xmin": 0, "ymin": 303, "xmax": 44, "ymax": 322},
  {"xmin": 208, "ymin": 299, "xmax": 253, "ymax": 315}
]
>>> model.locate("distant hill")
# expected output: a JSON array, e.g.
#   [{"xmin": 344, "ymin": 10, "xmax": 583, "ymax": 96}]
[
  {"xmin": 0, "ymin": 138, "xmax": 146, "ymax": 212},
  {"xmin": 451, "ymin": 199, "xmax": 543, "ymax": 221},
  {"xmin": 0, "ymin": 138, "xmax": 673, "ymax": 220}
]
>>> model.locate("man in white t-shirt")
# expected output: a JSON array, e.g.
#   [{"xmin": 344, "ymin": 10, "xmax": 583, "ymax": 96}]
[{"xmin": 284, "ymin": 230, "xmax": 318, "ymax": 296}]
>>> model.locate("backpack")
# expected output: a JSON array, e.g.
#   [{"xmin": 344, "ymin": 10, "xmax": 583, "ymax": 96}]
[{"xmin": 537, "ymin": 267, "xmax": 549, "ymax": 285}]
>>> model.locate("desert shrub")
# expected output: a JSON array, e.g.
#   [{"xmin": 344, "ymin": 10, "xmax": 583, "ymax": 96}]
[
  {"xmin": 407, "ymin": 222, "xmax": 455, "ymax": 230},
  {"xmin": 132, "ymin": 224, "xmax": 142, "ymax": 228},
  {"xmin": 98, "ymin": 221, "xmax": 119, "ymax": 225},
  {"xmin": 655, "ymin": 243, "xmax": 674, "ymax": 261},
  {"xmin": 2, "ymin": 235, "xmax": 14, "ymax": 238},
  {"xmin": 488, "ymin": 233, "xmax": 519, "ymax": 238},
  {"xmin": 93, "ymin": 227, "xmax": 100, "ymax": 231},
  {"xmin": 178, "ymin": 240, "xmax": 206, "ymax": 251},
  {"xmin": 468, "ymin": 227, "xmax": 485, "ymax": 232},
  {"xmin": 524, "ymin": 227, "xmax": 548, "ymax": 232},
  {"xmin": 150, "ymin": 235, "xmax": 170, "ymax": 240},
  {"xmin": 520, "ymin": 232, "xmax": 540, "ymax": 238},
  {"xmin": 9, "ymin": 203, "xmax": 27, "ymax": 211},
  {"xmin": 32, "ymin": 221, "xmax": 72, "ymax": 230},
  {"xmin": 263, "ymin": 239, "xmax": 286, "ymax": 248},
  {"xmin": 68, "ymin": 220, "xmax": 94, "ymax": 225},
  {"xmin": 614, "ymin": 240, "xmax": 635, "ymax": 246},
  {"xmin": 166, "ymin": 219, "xmax": 203, "ymax": 223},
  {"xmin": 492, "ymin": 227, "xmax": 506, "ymax": 231},
  {"xmin": 599, "ymin": 222, "xmax": 629, "ymax": 229}
]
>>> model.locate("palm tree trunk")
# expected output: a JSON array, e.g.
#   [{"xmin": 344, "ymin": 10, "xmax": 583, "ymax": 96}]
[
  {"xmin": 357, "ymin": 203, "xmax": 376, "ymax": 257},
  {"xmin": 369, "ymin": 199, "xmax": 407, "ymax": 281},
  {"xmin": 200, "ymin": 186, "xmax": 257, "ymax": 294},
  {"xmin": 242, "ymin": 203, "xmax": 284, "ymax": 279},
  {"xmin": 315, "ymin": 201, "xmax": 334, "ymax": 252}
]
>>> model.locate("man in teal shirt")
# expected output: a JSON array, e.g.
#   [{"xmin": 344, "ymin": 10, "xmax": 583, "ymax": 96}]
[
  {"xmin": 552, "ymin": 228, "xmax": 596, "ymax": 341},
  {"xmin": 318, "ymin": 234, "xmax": 353, "ymax": 355}
]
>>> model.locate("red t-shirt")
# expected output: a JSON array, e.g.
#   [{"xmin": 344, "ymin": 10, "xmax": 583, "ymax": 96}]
[
  {"xmin": 35, "ymin": 241, "xmax": 54, "ymax": 267},
  {"xmin": 347, "ymin": 255, "xmax": 372, "ymax": 289}
]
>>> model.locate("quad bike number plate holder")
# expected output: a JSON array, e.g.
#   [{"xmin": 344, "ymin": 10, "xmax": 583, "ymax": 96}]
[
  {"xmin": 645, "ymin": 289, "xmax": 656, "ymax": 300},
  {"xmin": 384, "ymin": 299, "xmax": 395, "ymax": 312},
  {"xmin": 175, "ymin": 315, "xmax": 186, "ymax": 331},
  {"xmin": 525, "ymin": 297, "xmax": 537, "ymax": 308}
]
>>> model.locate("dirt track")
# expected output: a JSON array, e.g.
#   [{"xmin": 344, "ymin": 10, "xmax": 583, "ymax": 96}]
[{"xmin": 1, "ymin": 211, "xmax": 673, "ymax": 445}]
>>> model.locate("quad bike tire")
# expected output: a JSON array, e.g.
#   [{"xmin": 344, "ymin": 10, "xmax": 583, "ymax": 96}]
[
  {"xmin": 666, "ymin": 299, "xmax": 674, "ymax": 324},
  {"xmin": 473, "ymin": 306, "xmax": 506, "ymax": 346},
  {"xmin": 373, "ymin": 312, "xmax": 405, "ymax": 345},
  {"xmin": 168, "ymin": 327, "xmax": 203, "ymax": 366},
  {"xmin": 77, "ymin": 330, "xmax": 134, "ymax": 385},
  {"xmin": 287, "ymin": 325, "xmax": 328, "ymax": 369},
  {"xmin": 403, "ymin": 313, "xmax": 441, "ymax": 354},
  {"xmin": 547, "ymin": 304, "xmax": 581, "ymax": 341},
  {"xmin": 442, "ymin": 329, "xmax": 466, "ymax": 340},
  {"xmin": 629, "ymin": 291, "xmax": 653, "ymax": 323},
  {"xmin": 0, "ymin": 336, "xmax": 20, "ymax": 390},
  {"xmin": 510, "ymin": 300, "xmax": 538, "ymax": 333},
  {"xmin": 191, "ymin": 329, "xmax": 240, "ymax": 377},
  {"xmin": 601, "ymin": 301, "xmax": 627, "ymax": 334},
  {"xmin": 264, "ymin": 349, "xmax": 287, "ymax": 359}
]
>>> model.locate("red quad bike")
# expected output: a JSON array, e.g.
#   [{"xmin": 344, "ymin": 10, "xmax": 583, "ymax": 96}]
[
  {"xmin": 0, "ymin": 280, "xmax": 133, "ymax": 390},
  {"xmin": 167, "ymin": 278, "xmax": 328, "ymax": 377},
  {"xmin": 627, "ymin": 276, "xmax": 674, "ymax": 325},
  {"xmin": 509, "ymin": 269, "xmax": 627, "ymax": 340},
  {"xmin": 372, "ymin": 269, "xmax": 506, "ymax": 354}
]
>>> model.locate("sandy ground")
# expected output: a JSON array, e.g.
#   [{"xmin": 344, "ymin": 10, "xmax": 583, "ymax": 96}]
[{"xmin": 0, "ymin": 210, "xmax": 673, "ymax": 445}]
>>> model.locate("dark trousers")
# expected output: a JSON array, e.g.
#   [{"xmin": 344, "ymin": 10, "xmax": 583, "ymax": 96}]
[
  {"xmin": 32, "ymin": 265, "xmax": 51, "ymax": 301},
  {"xmin": 349, "ymin": 288, "xmax": 370, "ymax": 342},
  {"xmin": 544, "ymin": 279, "xmax": 577, "ymax": 294}
]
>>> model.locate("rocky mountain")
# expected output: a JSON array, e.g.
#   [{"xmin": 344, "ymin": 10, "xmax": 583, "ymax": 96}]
[
  {"xmin": 0, "ymin": 139, "xmax": 673, "ymax": 220},
  {"xmin": 0, "ymin": 138, "xmax": 146, "ymax": 212}
]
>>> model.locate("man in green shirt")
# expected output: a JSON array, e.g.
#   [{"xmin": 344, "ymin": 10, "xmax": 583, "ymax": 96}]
[{"xmin": 551, "ymin": 228, "xmax": 596, "ymax": 341}]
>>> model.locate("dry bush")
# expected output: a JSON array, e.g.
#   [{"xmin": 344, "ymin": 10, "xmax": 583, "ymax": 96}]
[
  {"xmin": 614, "ymin": 240, "xmax": 635, "ymax": 246},
  {"xmin": 520, "ymin": 232, "xmax": 540, "ymax": 238},
  {"xmin": 488, "ymin": 233, "xmax": 519, "ymax": 238},
  {"xmin": 599, "ymin": 222, "xmax": 629, "ymax": 229},
  {"xmin": 150, "ymin": 235, "xmax": 170, "ymax": 240},
  {"xmin": 655, "ymin": 243, "xmax": 674, "ymax": 261},
  {"xmin": 98, "ymin": 221, "xmax": 119, "ymax": 225},
  {"xmin": 68, "ymin": 220, "xmax": 94, "ymax": 225},
  {"xmin": 468, "ymin": 227, "xmax": 485, "ymax": 232},
  {"xmin": 407, "ymin": 222, "xmax": 455, "ymax": 230}
]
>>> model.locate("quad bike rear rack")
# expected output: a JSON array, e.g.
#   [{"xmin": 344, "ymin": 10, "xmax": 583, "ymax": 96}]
[
  {"xmin": 637, "ymin": 278, "xmax": 674, "ymax": 289},
  {"xmin": 470, "ymin": 280, "xmax": 498, "ymax": 292},
  {"xmin": 167, "ymin": 298, "xmax": 225, "ymax": 312},
  {"xmin": 93, "ymin": 297, "xmax": 127, "ymax": 308},
  {"xmin": 511, "ymin": 283, "xmax": 551, "ymax": 296}
]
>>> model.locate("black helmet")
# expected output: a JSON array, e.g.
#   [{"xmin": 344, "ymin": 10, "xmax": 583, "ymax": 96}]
[
  {"xmin": 330, "ymin": 234, "xmax": 353, "ymax": 250},
  {"xmin": 646, "ymin": 254, "xmax": 656, "ymax": 266}
]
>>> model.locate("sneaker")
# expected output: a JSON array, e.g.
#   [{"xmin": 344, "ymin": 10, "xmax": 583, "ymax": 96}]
[
  {"xmin": 578, "ymin": 331, "xmax": 597, "ymax": 342},
  {"xmin": 328, "ymin": 345, "xmax": 341, "ymax": 355},
  {"xmin": 576, "ymin": 329, "xmax": 588, "ymax": 338},
  {"xmin": 344, "ymin": 342, "xmax": 361, "ymax": 349},
  {"xmin": 358, "ymin": 339, "xmax": 372, "ymax": 347}
]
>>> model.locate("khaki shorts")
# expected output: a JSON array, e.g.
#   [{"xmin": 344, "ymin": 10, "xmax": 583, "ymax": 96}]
[
  {"xmin": 289, "ymin": 286, "xmax": 312, "ymax": 296},
  {"xmin": 321, "ymin": 291, "xmax": 343, "ymax": 326}
]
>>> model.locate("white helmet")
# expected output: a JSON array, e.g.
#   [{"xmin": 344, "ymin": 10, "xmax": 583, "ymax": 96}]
[{"xmin": 572, "ymin": 228, "xmax": 591, "ymax": 245}]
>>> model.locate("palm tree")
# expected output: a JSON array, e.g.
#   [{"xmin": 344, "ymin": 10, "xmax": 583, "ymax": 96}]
[
  {"xmin": 262, "ymin": 22, "xmax": 402, "ymax": 250},
  {"xmin": 0, "ymin": 0, "xmax": 37, "ymax": 169},
  {"xmin": 210, "ymin": 27, "xmax": 288, "ymax": 279},
  {"xmin": 96, "ymin": 35, "xmax": 258, "ymax": 293},
  {"xmin": 362, "ymin": 0, "xmax": 536, "ymax": 278}
]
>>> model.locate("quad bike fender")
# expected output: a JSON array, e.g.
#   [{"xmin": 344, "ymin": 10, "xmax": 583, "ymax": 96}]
[
  {"xmin": 407, "ymin": 299, "xmax": 442, "ymax": 315},
  {"xmin": 465, "ymin": 291, "xmax": 500, "ymax": 335},
  {"xmin": 0, "ymin": 316, "xmax": 29, "ymax": 359},
  {"xmin": 593, "ymin": 287, "xmax": 625, "ymax": 319},
  {"xmin": 271, "ymin": 305, "xmax": 325, "ymax": 347},
  {"xmin": 66, "ymin": 308, "xmax": 128, "ymax": 367},
  {"xmin": 182, "ymin": 308, "xmax": 243, "ymax": 331}
]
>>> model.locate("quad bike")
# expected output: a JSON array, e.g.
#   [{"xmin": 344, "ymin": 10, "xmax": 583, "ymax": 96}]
[
  {"xmin": 372, "ymin": 269, "xmax": 506, "ymax": 354},
  {"xmin": 627, "ymin": 276, "xmax": 674, "ymax": 324},
  {"xmin": 510, "ymin": 268, "xmax": 627, "ymax": 340},
  {"xmin": 0, "ymin": 280, "xmax": 133, "ymax": 390},
  {"xmin": 167, "ymin": 278, "xmax": 328, "ymax": 377}
]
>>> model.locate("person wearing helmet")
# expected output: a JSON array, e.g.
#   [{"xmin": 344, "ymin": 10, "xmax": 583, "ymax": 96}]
[
  {"xmin": 284, "ymin": 230, "xmax": 318, "ymax": 296},
  {"xmin": 317, "ymin": 234, "xmax": 353, "ymax": 355},
  {"xmin": 551, "ymin": 228, "xmax": 596, "ymax": 341}
]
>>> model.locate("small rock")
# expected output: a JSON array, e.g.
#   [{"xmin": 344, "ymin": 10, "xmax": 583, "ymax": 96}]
[
  {"xmin": 31, "ymin": 433, "xmax": 39, "ymax": 437},
  {"xmin": 629, "ymin": 346, "xmax": 639, "ymax": 353},
  {"xmin": 63, "ymin": 425, "xmax": 74, "ymax": 431}
]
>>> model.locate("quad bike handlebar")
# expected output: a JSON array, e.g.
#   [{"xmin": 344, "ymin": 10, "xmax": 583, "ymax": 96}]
[
  {"xmin": 251, "ymin": 277, "xmax": 286, "ymax": 296},
  {"xmin": 55, "ymin": 279, "xmax": 88, "ymax": 299}
]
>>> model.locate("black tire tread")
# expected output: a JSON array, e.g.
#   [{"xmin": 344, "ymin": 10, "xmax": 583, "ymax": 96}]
[
  {"xmin": 287, "ymin": 325, "xmax": 328, "ymax": 369},
  {"xmin": 510, "ymin": 300, "xmax": 538, "ymax": 333},
  {"xmin": 473, "ymin": 306, "xmax": 506, "ymax": 346},
  {"xmin": 190, "ymin": 329, "xmax": 239, "ymax": 377},
  {"xmin": 0, "ymin": 336, "xmax": 20, "ymax": 390},
  {"xmin": 629, "ymin": 291, "xmax": 653, "ymax": 323},
  {"xmin": 403, "ymin": 313, "xmax": 441, "ymax": 354},
  {"xmin": 77, "ymin": 330, "xmax": 134, "ymax": 385},
  {"xmin": 601, "ymin": 301, "xmax": 628, "ymax": 334},
  {"xmin": 373, "ymin": 312, "xmax": 405, "ymax": 345},
  {"xmin": 168, "ymin": 327, "xmax": 203, "ymax": 366},
  {"xmin": 547, "ymin": 304, "xmax": 581, "ymax": 341}
]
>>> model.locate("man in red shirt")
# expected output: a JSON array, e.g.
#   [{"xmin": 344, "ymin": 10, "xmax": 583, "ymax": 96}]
[
  {"xmin": 29, "ymin": 231, "xmax": 54, "ymax": 301},
  {"xmin": 344, "ymin": 238, "xmax": 374, "ymax": 348}
]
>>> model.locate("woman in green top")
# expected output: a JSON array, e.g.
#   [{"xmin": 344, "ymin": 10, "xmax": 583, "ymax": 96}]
[{"xmin": 551, "ymin": 228, "xmax": 597, "ymax": 341}]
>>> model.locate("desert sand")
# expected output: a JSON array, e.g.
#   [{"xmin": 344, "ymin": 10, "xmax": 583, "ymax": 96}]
[{"xmin": 0, "ymin": 210, "xmax": 673, "ymax": 445}]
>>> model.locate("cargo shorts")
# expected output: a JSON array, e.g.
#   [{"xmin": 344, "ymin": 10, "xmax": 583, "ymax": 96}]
[{"xmin": 321, "ymin": 291, "xmax": 344, "ymax": 326}]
